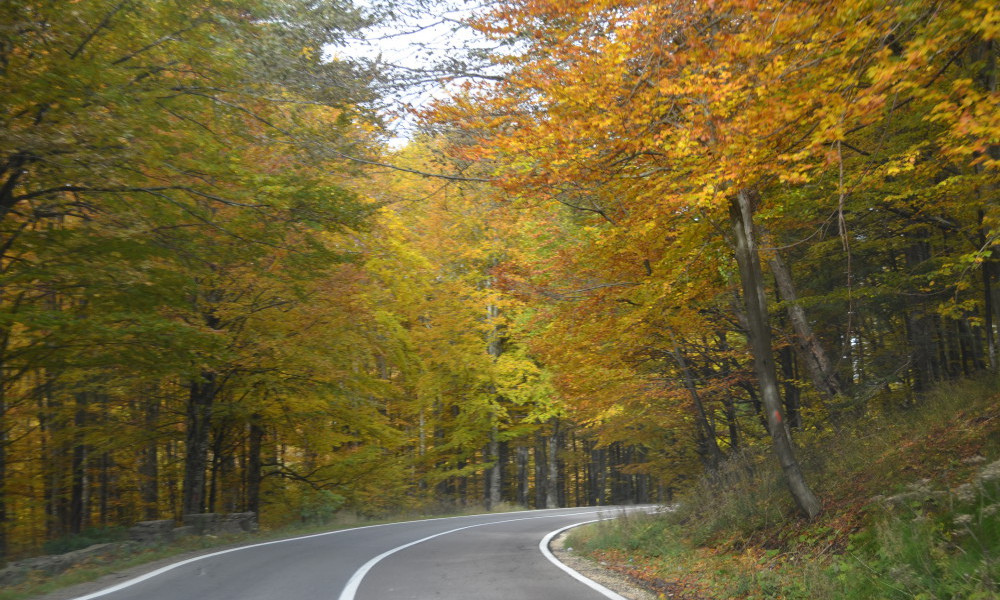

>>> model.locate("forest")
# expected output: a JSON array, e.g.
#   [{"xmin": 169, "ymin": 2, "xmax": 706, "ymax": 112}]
[{"xmin": 0, "ymin": 0, "xmax": 996, "ymax": 566}]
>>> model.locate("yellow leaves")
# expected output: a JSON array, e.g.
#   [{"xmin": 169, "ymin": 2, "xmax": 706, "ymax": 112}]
[
  {"xmin": 882, "ymin": 148, "xmax": 921, "ymax": 177},
  {"xmin": 964, "ymin": 1, "xmax": 999, "ymax": 40}
]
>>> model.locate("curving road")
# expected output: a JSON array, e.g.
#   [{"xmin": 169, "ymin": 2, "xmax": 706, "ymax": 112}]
[{"xmin": 66, "ymin": 506, "xmax": 654, "ymax": 600}]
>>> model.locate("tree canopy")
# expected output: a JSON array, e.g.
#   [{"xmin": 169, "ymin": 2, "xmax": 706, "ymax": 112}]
[{"xmin": 0, "ymin": 0, "xmax": 996, "ymax": 561}]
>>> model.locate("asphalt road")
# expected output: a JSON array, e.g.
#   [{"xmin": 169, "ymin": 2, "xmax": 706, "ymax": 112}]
[{"xmin": 66, "ymin": 506, "xmax": 653, "ymax": 600}]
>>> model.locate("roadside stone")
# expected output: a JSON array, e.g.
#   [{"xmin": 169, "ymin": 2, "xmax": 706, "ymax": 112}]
[
  {"xmin": 183, "ymin": 513, "xmax": 221, "ymax": 535},
  {"xmin": 220, "ymin": 512, "xmax": 257, "ymax": 534},
  {"xmin": 129, "ymin": 520, "xmax": 176, "ymax": 544}
]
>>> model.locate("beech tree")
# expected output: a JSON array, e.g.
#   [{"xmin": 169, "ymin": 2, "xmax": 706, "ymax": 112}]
[{"xmin": 432, "ymin": 0, "xmax": 997, "ymax": 518}]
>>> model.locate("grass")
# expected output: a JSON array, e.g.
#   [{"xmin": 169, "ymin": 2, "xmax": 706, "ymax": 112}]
[{"xmin": 566, "ymin": 374, "xmax": 1000, "ymax": 599}]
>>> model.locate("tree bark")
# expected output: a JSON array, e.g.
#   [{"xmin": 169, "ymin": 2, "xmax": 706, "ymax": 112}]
[
  {"xmin": 485, "ymin": 300, "xmax": 504, "ymax": 510},
  {"xmin": 589, "ymin": 444, "xmax": 606, "ymax": 505},
  {"xmin": 182, "ymin": 371, "xmax": 217, "ymax": 516},
  {"xmin": 545, "ymin": 418, "xmax": 559, "ymax": 508},
  {"xmin": 139, "ymin": 393, "xmax": 160, "ymax": 520},
  {"xmin": 905, "ymin": 237, "xmax": 937, "ymax": 392},
  {"xmin": 485, "ymin": 428, "xmax": 501, "ymax": 510},
  {"xmin": 730, "ymin": 190, "xmax": 821, "ymax": 519},
  {"xmin": 516, "ymin": 445, "xmax": 529, "ymax": 506},
  {"xmin": 69, "ymin": 392, "xmax": 89, "ymax": 534},
  {"xmin": 769, "ymin": 251, "xmax": 845, "ymax": 399},
  {"xmin": 0, "ymin": 367, "xmax": 7, "ymax": 561},
  {"xmin": 534, "ymin": 432, "xmax": 546, "ymax": 508},
  {"xmin": 246, "ymin": 419, "xmax": 264, "ymax": 515},
  {"xmin": 668, "ymin": 332, "xmax": 723, "ymax": 470}
]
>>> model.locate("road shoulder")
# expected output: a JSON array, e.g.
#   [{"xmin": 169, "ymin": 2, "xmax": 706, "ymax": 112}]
[{"xmin": 549, "ymin": 531, "xmax": 658, "ymax": 600}]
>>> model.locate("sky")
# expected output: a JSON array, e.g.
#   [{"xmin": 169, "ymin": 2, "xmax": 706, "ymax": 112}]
[{"xmin": 334, "ymin": 0, "xmax": 490, "ymax": 145}]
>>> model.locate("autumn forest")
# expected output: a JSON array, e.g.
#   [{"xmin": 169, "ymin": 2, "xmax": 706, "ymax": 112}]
[{"xmin": 0, "ymin": 0, "xmax": 996, "ymax": 563}]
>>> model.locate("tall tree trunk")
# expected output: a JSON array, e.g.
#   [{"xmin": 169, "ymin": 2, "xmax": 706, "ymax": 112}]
[
  {"xmin": 668, "ymin": 333, "xmax": 723, "ymax": 469},
  {"xmin": 981, "ymin": 209, "xmax": 997, "ymax": 371},
  {"xmin": 485, "ymin": 301, "xmax": 504, "ymax": 510},
  {"xmin": 0, "ymin": 368, "xmax": 6, "ymax": 562},
  {"xmin": 98, "ymin": 452, "xmax": 112, "ymax": 526},
  {"xmin": 905, "ymin": 238, "xmax": 937, "ymax": 392},
  {"xmin": 69, "ymin": 392, "xmax": 89, "ymax": 534},
  {"xmin": 485, "ymin": 428, "xmax": 501, "ymax": 510},
  {"xmin": 182, "ymin": 371, "xmax": 217, "ymax": 516},
  {"xmin": 208, "ymin": 424, "xmax": 226, "ymax": 514},
  {"xmin": 769, "ymin": 252, "xmax": 845, "ymax": 399},
  {"xmin": 730, "ymin": 190, "xmax": 821, "ymax": 519},
  {"xmin": 139, "ymin": 393, "xmax": 160, "ymax": 520},
  {"xmin": 534, "ymin": 433, "xmax": 546, "ymax": 508},
  {"xmin": 778, "ymin": 344, "xmax": 802, "ymax": 428},
  {"xmin": 246, "ymin": 419, "xmax": 264, "ymax": 515},
  {"xmin": 589, "ymin": 444, "xmax": 606, "ymax": 505},
  {"xmin": 974, "ymin": 34, "xmax": 997, "ymax": 371},
  {"xmin": 516, "ymin": 445, "xmax": 529, "ymax": 506},
  {"xmin": 545, "ymin": 418, "xmax": 559, "ymax": 508}
]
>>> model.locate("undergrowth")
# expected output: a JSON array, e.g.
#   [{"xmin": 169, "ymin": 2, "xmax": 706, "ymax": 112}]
[{"xmin": 567, "ymin": 375, "xmax": 1000, "ymax": 599}]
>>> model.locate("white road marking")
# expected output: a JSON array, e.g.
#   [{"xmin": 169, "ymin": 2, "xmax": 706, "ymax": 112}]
[
  {"xmin": 336, "ymin": 508, "xmax": 612, "ymax": 600},
  {"xmin": 539, "ymin": 520, "xmax": 630, "ymax": 600},
  {"xmin": 65, "ymin": 507, "xmax": 582, "ymax": 600}
]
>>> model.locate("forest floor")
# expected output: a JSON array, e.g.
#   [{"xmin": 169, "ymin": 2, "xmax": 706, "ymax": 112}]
[{"xmin": 565, "ymin": 375, "xmax": 1000, "ymax": 599}]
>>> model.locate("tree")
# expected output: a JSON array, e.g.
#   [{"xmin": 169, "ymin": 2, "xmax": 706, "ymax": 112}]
[{"xmin": 434, "ymin": 0, "xmax": 997, "ymax": 518}]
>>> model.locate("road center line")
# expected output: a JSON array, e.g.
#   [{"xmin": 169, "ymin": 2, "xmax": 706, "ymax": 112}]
[
  {"xmin": 336, "ymin": 508, "xmax": 618, "ymax": 600},
  {"xmin": 67, "ymin": 507, "xmax": 582, "ymax": 600}
]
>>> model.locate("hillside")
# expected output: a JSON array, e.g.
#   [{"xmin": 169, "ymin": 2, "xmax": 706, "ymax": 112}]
[{"xmin": 567, "ymin": 376, "xmax": 1000, "ymax": 599}]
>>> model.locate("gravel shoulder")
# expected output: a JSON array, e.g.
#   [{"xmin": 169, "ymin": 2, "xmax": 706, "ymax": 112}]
[{"xmin": 549, "ymin": 531, "xmax": 659, "ymax": 600}]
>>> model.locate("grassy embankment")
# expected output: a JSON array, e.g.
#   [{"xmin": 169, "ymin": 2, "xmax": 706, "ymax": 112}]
[{"xmin": 568, "ymin": 376, "xmax": 1000, "ymax": 599}]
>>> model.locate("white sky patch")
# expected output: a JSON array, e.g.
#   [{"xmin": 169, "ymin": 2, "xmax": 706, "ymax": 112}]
[{"xmin": 330, "ymin": 1, "xmax": 491, "ymax": 146}]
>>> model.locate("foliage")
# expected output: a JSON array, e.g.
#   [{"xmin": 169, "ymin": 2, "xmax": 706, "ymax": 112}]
[
  {"xmin": 1, "ymin": 0, "xmax": 998, "ymax": 589},
  {"xmin": 567, "ymin": 375, "xmax": 1000, "ymax": 599}
]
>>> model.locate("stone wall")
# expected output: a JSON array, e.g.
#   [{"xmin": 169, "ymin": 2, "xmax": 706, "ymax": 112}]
[{"xmin": 0, "ymin": 512, "xmax": 257, "ymax": 587}]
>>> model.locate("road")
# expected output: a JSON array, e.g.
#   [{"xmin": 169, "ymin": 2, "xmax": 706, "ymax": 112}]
[{"xmin": 66, "ymin": 506, "xmax": 653, "ymax": 600}]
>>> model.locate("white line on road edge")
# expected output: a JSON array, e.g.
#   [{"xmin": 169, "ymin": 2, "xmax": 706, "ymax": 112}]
[
  {"xmin": 539, "ymin": 520, "xmax": 630, "ymax": 600},
  {"xmin": 64, "ymin": 507, "xmax": 594, "ymax": 600},
  {"xmin": 336, "ymin": 508, "xmax": 615, "ymax": 600}
]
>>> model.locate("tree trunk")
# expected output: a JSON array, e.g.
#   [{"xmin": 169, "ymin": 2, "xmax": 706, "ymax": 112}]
[
  {"xmin": 485, "ymin": 300, "xmax": 504, "ymax": 510},
  {"xmin": 485, "ymin": 428, "xmax": 501, "ymax": 510},
  {"xmin": 246, "ymin": 419, "xmax": 264, "ymax": 515},
  {"xmin": 182, "ymin": 371, "xmax": 217, "ymax": 516},
  {"xmin": 139, "ymin": 393, "xmax": 160, "ymax": 520},
  {"xmin": 69, "ymin": 392, "xmax": 89, "ymax": 534},
  {"xmin": 730, "ymin": 190, "xmax": 821, "ymax": 519},
  {"xmin": 0, "ymin": 369, "xmax": 6, "ymax": 561},
  {"xmin": 778, "ymin": 344, "xmax": 802, "ymax": 429},
  {"xmin": 981, "ymin": 210, "xmax": 997, "ymax": 371},
  {"xmin": 589, "ymin": 444, "xmax": 606, "ymax": 505},
  {"xmin": 769, "ymin": 251, "xmax": 845, "ymax": 399},
  {"xmin": 668, "ymin": 332, "xmax": 723, "ymax": 469},
  {"xmin": 534, "ymin": 433, "xmax": 546, "ymax": 508},
  {"xmin": 516, "ymin": 445, "xmax": 529, "ymax": 506},
  {"xmin": 545, "ymin": 418, "xmax": 559, "ymax": 508},
  {"xmin": 905, "ymin": 238, "xmax": 937, "ymax": 392}
]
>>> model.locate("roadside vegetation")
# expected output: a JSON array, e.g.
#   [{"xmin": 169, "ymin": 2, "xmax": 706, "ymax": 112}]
[{"xmin": 567, "ymin": 376, "xmax": 1000, "ymax": 599}]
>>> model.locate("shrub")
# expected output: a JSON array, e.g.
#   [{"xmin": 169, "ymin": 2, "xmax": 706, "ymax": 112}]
[{"xmin": 42, "ymin": 526, "xmax": 129, "ymax": 555}]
